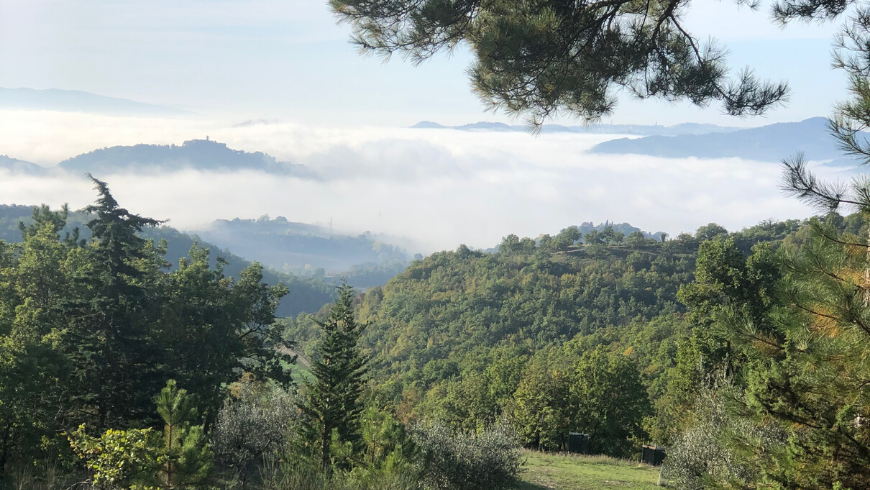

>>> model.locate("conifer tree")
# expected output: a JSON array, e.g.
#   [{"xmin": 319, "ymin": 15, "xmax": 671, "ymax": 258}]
[
  {"xmin": 330, "ymin": 0, "xmax": 788, "ymax": 126},
  {"xmin": 63, "ymin": 176, "xmax": 165, "ymax": 428},
  {"xmin": 155, "ymin": 379, "xmax": 213, "ymax": 488},
  {"xmin": 299, "ymin": 283, "xmax": 369, "ymax": 471}
]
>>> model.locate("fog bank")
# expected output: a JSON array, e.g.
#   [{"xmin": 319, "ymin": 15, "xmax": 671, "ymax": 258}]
[{"xmin": 0, "ymin": 111, "xmax": 823, "ymax": 253}]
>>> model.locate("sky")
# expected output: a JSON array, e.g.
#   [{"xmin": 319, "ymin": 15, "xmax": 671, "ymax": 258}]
[
  {"xmin": 0, "ymin": 0, "xmax": 851, "ymax": 126},
  {"xmin": 0, "ymin": 0, "xmax": 857, "ymax": 254}
]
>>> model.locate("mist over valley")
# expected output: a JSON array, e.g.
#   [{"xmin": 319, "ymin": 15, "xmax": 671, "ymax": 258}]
[{"xmin": 0, "ymin": 108, "xmax": 829, "ymax": 257}]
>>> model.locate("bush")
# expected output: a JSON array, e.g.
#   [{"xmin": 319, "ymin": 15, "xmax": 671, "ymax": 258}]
[
  {"xmin": 660, "ymin": 382, "xmax": 787, "ymax": 490},
  {"xmin": 410, "ymin": 421, "xmax": 522, "ymax": 490},
  {"xmin": 67, "ymin": 425, "xmax": 163, "ymax": 490},
  {"xmin": 210, "ymin": 380, "xmax": 298, "ymax": 482}
]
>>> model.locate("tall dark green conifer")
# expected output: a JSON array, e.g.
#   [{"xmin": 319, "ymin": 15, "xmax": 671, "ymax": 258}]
[
  {"xmin": 299, "ymin": 283, "xmax": 368, "ymax": 471},
  {"xmin": 64, "ymin": 176, "xmax": 165, "ymax": 428}
]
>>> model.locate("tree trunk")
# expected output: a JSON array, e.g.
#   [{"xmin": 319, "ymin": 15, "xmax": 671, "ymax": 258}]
[{"xmin": 321, "ymin": 422, "xmax": 331, "ymax": 472}]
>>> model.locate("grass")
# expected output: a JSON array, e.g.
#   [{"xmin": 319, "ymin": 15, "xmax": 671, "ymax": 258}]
[{"xmin": 518, "ymin": 450, "xmax": 662, "ymax": 490}]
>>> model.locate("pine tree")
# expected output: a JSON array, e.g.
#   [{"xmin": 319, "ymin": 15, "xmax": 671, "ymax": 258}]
[
  {"xmin": 330, "ymin": 0, "xmax": 788, "ymax": 126},
  {"xmin": 299, "ymin": 283, "xmax": 368, "ymax": 471},
  {"xmin": 155, "ymin": 379, "xmax": 213, "ymax": 488}
]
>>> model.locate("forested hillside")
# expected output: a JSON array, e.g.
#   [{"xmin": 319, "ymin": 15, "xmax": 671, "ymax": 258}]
[
  {"xmin": 5, "ymin": 179, "xmax": 870, "ymax": 490},
  {"xmin": 282, "ymin": 218, "xmax": 809, "ymax": 442},
  {"xmin": 0, "ymin": 204, "xmax": 334, "ymax": 317}
]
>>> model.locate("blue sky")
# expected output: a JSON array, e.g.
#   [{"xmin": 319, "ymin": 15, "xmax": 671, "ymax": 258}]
[{"xmin": 0, "ymin": 0, "xmax": 851, "ymax": 126}]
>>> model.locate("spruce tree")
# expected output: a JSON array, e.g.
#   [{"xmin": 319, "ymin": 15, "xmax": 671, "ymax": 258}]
[{"xmin": 299, "ymin": 283, "xmax": 368, "ymax": 471}]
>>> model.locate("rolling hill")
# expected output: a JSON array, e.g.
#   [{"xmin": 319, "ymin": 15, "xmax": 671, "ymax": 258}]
[
  {"xmin": 58, "ymin": 139, "xmax": 312, "ymax": 175},
  {"xmin": 589, "ymin": 117, "xmax": 863, "ymax": 164},
  {"xmin": 0, "ymin": 155, "xmax": 44, "ymax": 173},
  {"xmin": 194, "ymin": 216, "xmax": 411, "ymax": 274}
]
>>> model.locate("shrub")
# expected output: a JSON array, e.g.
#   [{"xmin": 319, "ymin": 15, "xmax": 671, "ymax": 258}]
[
  {"xmin": 660, "ymin": 382, "xmax": 787, "ymax": 490},
  {"xmin": 410, "ymin": 421, "xmax": 522, "ymax": 490},
  {"xmin": 67, "ymin": 425, "xmax": 163, "ymax": 490},
  {"xmin": 210, "ymin": 380, "xmax": 297, "ymax": 482}
]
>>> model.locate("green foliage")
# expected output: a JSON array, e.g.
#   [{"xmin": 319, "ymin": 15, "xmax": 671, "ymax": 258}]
[
  {"xmin": 160, "ymin": 245, "xmax": 293, "ymax": 424},
  {"xmin": 511, "ymin": 352, "xmax": 574, "ymax": 451},
  {"xmin": 738, "ymin": 222, "xmax": 870, "ymax": 488},
  {"xmin": 331, "ymin": 0, "xmax": 787, "ymax": 126},
  {"xmin": 661, "ymin": 380, "xmax": 787, "ymax": 490},
  {"xmin": 0, "ymin": 182, "xmax": 292, "ymax": 476},
  {"xmin": 663, "ymin": 237, "xmax": 782, "ymax": 435},
  {"xmin": 155, "ymin": 380, "xmax": 212, "ymax": 488},
  {"xmin": 359, "ymin": 406, "xmax": 416, "ymax": 472},
  {"xmin": 663, "ymin": 214, "xmax": 870, "ymax": 488},
  {"xmin": 299, "ymin": 284, "xmax": 369, "ymax": 470},
  {"xmin": 410, "ymin": 422, "xmax": 522, "ymax": 490},
  {"xmin": 354, "ymin": 239, "xmax": 693, "ymax": 396},
  {"xmin": 0, "ymin": 203, "xmax": 336, "ymax": 318},
  {"xmin": 281, "ymin": 217, "xmax": 803, "ymax": 455},
  {"xmin": 571, "ymin": 347, "xmax": 649, "ymax": 457},
  {"xmin": 211, "ymin": 377, "xmax": 298, "ymax": 482},
  {"xmin": 68, "ymin": 381, "xmax": 213, "ymax": 490},
  {"xmin": 511, "ymin": 346, "xmax": 648, "ymax": 457},
  {"xmin": 68, "ymin": 425, "xmax": 163, "ymax": 490}
]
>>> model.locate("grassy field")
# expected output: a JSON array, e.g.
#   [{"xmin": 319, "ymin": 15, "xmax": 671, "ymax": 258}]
[{"xmin": 519, "ymin": 450, "xmax": 662, "ymax": 490}]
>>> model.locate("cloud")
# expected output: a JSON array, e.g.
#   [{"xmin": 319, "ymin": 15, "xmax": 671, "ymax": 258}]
[{"xmin": 0, "ymin": 110, "xmax": 824, "ymax": 254}]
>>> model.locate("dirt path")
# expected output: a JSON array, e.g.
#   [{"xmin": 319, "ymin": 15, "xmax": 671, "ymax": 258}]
[{"xmin": 279, "ymin": 346, "xmax": 312, "ymax": 369}]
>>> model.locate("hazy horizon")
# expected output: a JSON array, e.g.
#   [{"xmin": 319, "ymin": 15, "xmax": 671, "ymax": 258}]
[{"xmin": 0, "ymin": 109, "xmax": 825, "ymax": 255}]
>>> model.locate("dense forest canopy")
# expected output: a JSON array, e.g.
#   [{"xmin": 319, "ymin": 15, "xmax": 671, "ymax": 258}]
[{"xmin": 282, "ymin": 217, "xmax": 813, "ymax": 442}]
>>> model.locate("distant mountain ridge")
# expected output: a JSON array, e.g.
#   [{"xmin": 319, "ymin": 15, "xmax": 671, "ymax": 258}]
[
  {"xmin": 0, "ymin": 155, "xmax": 43, "ymax": 173},
  {"xmin": 0, "ymin": 87, "xmax": 189, "ymax": 116},
  {"xmin": 589, "ymin": 117, "xmax": 865, "ymax": 164},
  {"xmin": 412, "ymin": 120, "xmax": 740, "ymax": 136},
  {"xmin": 58, "ymin": 139, "xmax": 313, "ymax": 176}
]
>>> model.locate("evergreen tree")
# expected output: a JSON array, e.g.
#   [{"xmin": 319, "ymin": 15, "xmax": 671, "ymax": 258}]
[
  {"xmin": 155, "ymin": 380, "xmax": 212, "ymax": 488},
  {"xmin": 62, "ymin": 176, "xmax": 165, "ymax": 428},
  {"xmin": 330, "ymin": 0, "xmax": 787, "ymax": 126},
  {"xmin": 763, "ymin": 21, "xmax": 870, "ymax": 479},
  {"xmin": 299, "ymin": 283, "xmax": 369, "ymax": 471}
]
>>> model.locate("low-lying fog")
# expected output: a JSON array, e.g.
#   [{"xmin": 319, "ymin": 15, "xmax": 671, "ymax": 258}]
[{"xmin": 0, "ymin": 110, "xmax": 825, "ymax": 253}]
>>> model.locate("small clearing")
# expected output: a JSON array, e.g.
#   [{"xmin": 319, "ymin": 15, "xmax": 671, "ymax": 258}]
[{"xmin": 519, "ymin": 450, "xmax": 661, "ymax": 490}]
